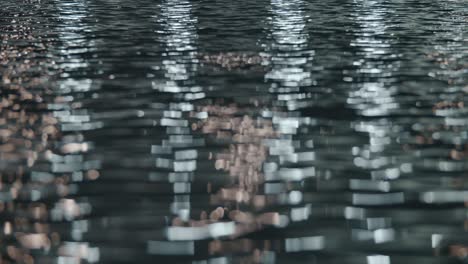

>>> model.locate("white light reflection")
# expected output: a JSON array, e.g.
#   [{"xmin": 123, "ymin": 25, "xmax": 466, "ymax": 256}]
[
  {"xmin": 285, "ymin": 236, "xmax": 325, "ymax": 252},
  {"xmin": 348, "ymin": 0, "xmax": 400, "ymax": 173},
  {"xmin": 54, "ymin": 0, "xmax": 102, "ymax": 135},
  {"xmin": 166, "ymin": 222, "xmax": 236, "ymax": 241},
  {"xmin": 52, "ymin": 1, "xmax": 99, "ymax": 262},
  {"xmin": 265, "ymin": 0, "xmax": 314, "ymax": 103},
  {"xmin": 262, "ymin": 0, "xmax": 313, "ymax": 226},
  {"xmin": 261, "ymin": 2, "xmax": 316, "ymax": 214},
  {"xmin": 367, "ymin": 255, "xmax": 390, "ymax": 264},
  {"xmin": 155, "ymin": 0, "xmax": 200, "ymax": 227},
  {"xmin": 153, "ymin": 0, "xmax": 202, "ymax": 97},
  {"xmin": 263, "ymin": 0, "xmax": 313, "ymax": 153},
  {"xmin": 347, "ymin": 0, "xmax": 402, "ymax": 245},
  {"xmin": 347, "ymin": 0, "xmax": 399, "ymax": 117},
  {"xmin": 55, "ymin": 0, "xmax": 97, "ymax": 94}
]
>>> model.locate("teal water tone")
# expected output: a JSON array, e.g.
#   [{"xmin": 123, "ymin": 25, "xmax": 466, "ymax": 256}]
[{"xmin": 0, "ymin": 0, "xmax": 467, "ymax": 263}]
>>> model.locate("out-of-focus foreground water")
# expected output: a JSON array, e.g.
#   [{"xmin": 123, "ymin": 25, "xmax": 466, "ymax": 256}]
[{"xmin": 0, "ymin": 0, "xmax": 467, "ymax": 263}]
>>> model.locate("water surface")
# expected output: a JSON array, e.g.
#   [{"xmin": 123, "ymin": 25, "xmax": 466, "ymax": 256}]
[{"xmin": 1, "ymin": 0, "xmax": 468, "ymax": 263}]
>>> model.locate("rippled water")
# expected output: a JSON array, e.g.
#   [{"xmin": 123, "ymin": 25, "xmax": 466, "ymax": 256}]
[{"xmin": 1, "ymin": 0, "xmax": 468, "ymax": 263}]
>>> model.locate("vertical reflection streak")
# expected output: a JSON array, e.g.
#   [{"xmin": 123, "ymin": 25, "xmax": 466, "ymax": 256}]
[
  {"xmin": 155, "ymin": 0, "xmax": 199, "ymax": 224},
  {"xmin": 264, "ymin": 0, "xmax": 313, "ymax": 184},
  {"xmin": 262, "ymin": 0, "xmax": 319, "ymax": 255},
  {"xmin": 50, "ymin": 1, "xmax": 100, "ymax": 262},
  {"xmin": 346, "ymin": 0, "xmax": 402, "ymax": 251},
  {"xmin": 347, "ymin": 0, "xmax": 399, "ymax": 117},
  {"xmin": 154, "ymin": 0, "xmax": 202, "ymax": 97},
  {"xmin": 348, "ymin": 0, "xmax": 400, "ymax": 174},
  {"xmin": 266, "ymin": 0, "xmax": 314, "ymax": 110}
]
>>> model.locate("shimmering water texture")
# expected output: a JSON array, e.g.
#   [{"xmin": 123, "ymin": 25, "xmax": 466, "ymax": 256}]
[{"xmin": 1, "ymin": 0, "xmax": 468, "ymax": 263}]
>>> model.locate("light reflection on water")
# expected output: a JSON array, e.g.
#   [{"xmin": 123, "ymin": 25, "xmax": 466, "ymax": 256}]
[{"xmin": 0, "ymin": 0, "xmax": 468, "ymax": 263}]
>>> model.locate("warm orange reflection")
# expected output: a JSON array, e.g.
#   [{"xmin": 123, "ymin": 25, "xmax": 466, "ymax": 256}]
[
  {"xmin": 1, "ymin": 8, "xmax": 98, "ymax": 264},
  {"xmin": 200, "ymin": 52, "xmax": 267, "ymax": 71},
  {"xmin": 168, "ymin": 99, "xmax": 287, "ymax": 259}
]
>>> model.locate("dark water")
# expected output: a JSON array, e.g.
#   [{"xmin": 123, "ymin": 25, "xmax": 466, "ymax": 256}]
[{"xmin": 1, "ymin": 0, "xmax": 468, "ymax": 263}]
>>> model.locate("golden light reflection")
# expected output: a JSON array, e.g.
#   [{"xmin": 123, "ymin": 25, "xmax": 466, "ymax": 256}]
[
  {"xmin": 154, "ymin": 0, "xmax": 313, "ymax": 261},
  {"xmin": 0, "ymin": 9, "xmax": 63, "ymax": 264},
  {"xmin": 0, "ymin": 1, "xmax": 99, "ymax": 263}
]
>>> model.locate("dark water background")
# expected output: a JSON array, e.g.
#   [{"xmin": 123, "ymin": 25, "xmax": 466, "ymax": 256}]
[{"xmin": 1, "ymin": 0, "xmax": 467, "ymax": 263}]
